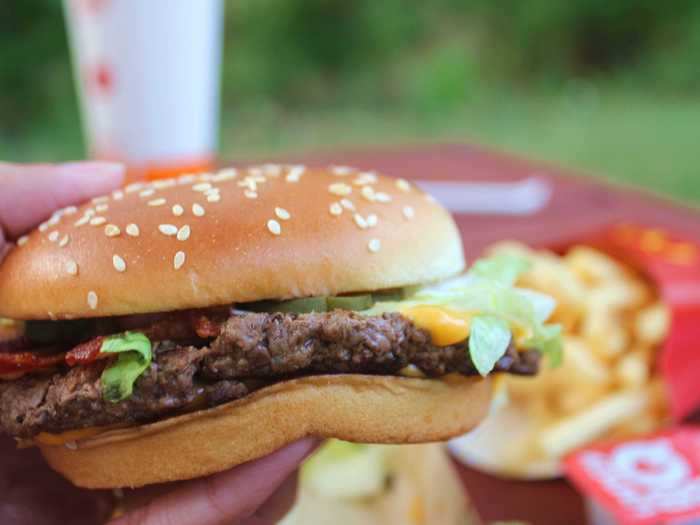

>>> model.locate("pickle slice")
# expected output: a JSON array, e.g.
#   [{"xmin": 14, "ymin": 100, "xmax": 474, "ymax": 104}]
[
  {"xmin": 372, "ymin": 287, "xmax": 409, "ymax": 302},
  {"xmin": 327, "ymin": 294, "xmax": 375, "ymax": 311},
  {"xmin": 245, "ymin": 297, "xmax": 328, "ymax": 313},
  {"xmin": 25, "ymin": 319, "xmax": 95, "ymax": 345}
]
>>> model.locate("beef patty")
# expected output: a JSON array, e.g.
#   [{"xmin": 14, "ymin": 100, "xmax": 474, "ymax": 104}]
[{"xmin": 0, "ymin": 311, "xmax": 539, "ymax": 438}]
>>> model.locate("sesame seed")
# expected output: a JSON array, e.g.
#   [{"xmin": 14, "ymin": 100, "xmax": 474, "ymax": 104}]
[
  {"xmin": 403, "ymin": 206, "xmax": 415, "ymax": 219},
  {"xmin": 249, "ymin": 174, "xmax": 266, "ymax": 183},
  {"xmin": 172, "ymin": 204, "xmax": 184, "ymax": 216},
  {"xmin": 96, "ymin": 203, "xmax": 109, "ymax": 213},
  {"xmin": 329, "ymin": 202, "xmax": 343, "ymax": 216},
  {"xmin": 148, "ymin": 198, "xmax": 167, "ymax": 207},
  {"xmin": 368, "ymin": 239, "xmax": 381, "ymax": 253},
  {"xmin": 112, "ymin": 190, "xmax": 124, "ymax": 201},
  {"xmin": 285, "ymin": 165, "xmax": 305, "ymax": 182},
  {"xmin": 275, "ymin": 207, "xmax": 291, "ymax": 220},
  {"xmin": 238, "ymin": 179, "xmax": 257, "ymax": 190},
  {"xmin": 64, "ymin": 441, "xmax": 77, "ymax": 450},
  {"xmin": 213, "ymin": 168, "xmax": 237, "ymax": 182},
  {"xmin": 112, "ymin": 255, "xmax": 126, "ymax": 272},
  {"xmin": 367, "ymin": 214, "xmax": 378, "ymax": 227},
  {"xmin": 204, "ymin": 187, "xmax": 220, "ymax": 197},
  {"xmin": 87, "ymin": 291, "xmax": 98, "ymax": 310},
  {"xmin": 39, "ymin": 222, "xmax": 49, "ymax": 232},
  {"xmin": 62, "ymin": 206, "xmax": 78, "ymax": 216},
  {"xmin": 17, "ymin": 235, "xmax": 28, "ymax": 247},
  {"xmin": 66, "ymin": 260, "xmax": 78, "ymax": 276},
  {"xmin": 207, "ymin": 193, "xmax": 221, "ymax": 203},
  {"xmin": 267, "ymin": 219, "xmax": 282, "ymax": 236},
  {"xmin": 74, "ymin": 215, "xmax": 90, "ymax": 227},
  {"xmin": 125, "ymin": 182, "xmax": 144, "ymax": 193},
  {"xmin": 192, "ymin": 182, "xmax": 212, "ymax": 192},
  {"xmin": 244, "ymin": 190, "xmax": 258, "ymax": 199},
  {"xmin": 139, "ymin": 188, "xmax": 155, "ymax": 198},
  {"xmin": 92, "ymin": 196, "xmax": 109, "ymax": 204},
  {"xmin": 353, "ymin": 214, "xmax": 368, "ymax": 229},
  {"xmin": 47, "ymin": 311, "xmax": 57, "ymax": 321},
  {"xmin": 173, "ymin": 251, "xmax": 186, "ymax": 270},
  {"xmin": 84, "ymin": 209, "xmax": 96, "ymax": 218},
  {"xmin": 153, "ymin": 178, "xmax": 176, "ymax": 189},
  {"xmin": 59, "ymin": 235, "xmax": 70, "ymax": 247},
  {"xmin": 248, "ymin": 167, "xmax": 264, "ymax": 178},
  {"xmin": 158, "ymin": 224, "xmax": 178, "ymax": 236},
  {"xmin": 374, "ymin": 192, "xmax": 392, "ymax": 203},
  {"xmin": 330, "ymin": 165, "xmax": 353, "ymax": 176},
  {"xmin": 48, "ymin": 216, "xmax": 60, "ymax": 226},
  {"xmin": 48, "ymin": 231, "xmax": 60, "ymax": 242},
  {"xmin": 340, "ymin": 198, "xmax": 355, "ymax": 210},
  {"xmin": 198, "ymin": 172, "xmax": 213, "ymax": 181},
  {"xmin": 126, "ymin": 224, "xmax": 140, "ymax": 237},
  {"xmin": 353, "ymin": 172, "xmax": 378, "ymax": 185},
  {"xmin": 396, "ymin": 178, "xmax": 411, "ymax": 192},
  {"xmin": 361, "ymin": 186, "xmax": 375, "ymax": 201},
  {"xmin": 90, "ymin": 217, "xmax": 107, "ymax": 226},
  {"xmin": 329, "ymin": 183, "xmax": 352, "ymax": 196},
  {"xmin": 104, "ymin": 224, "xmax": 121, "ymax": 237},
  {"xmin": 177, "ymin": 225, "xmax": 191, "ymax": 241},
  {"xmin": 178, "ymin": 174, "xmax": 197, "ymax": 184},
  {"xmin": 192, "ymin": 204, "xmax": 205, "ymax": 217}
]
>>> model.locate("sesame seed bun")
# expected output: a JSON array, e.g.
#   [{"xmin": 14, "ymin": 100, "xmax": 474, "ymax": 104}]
[
  {"xmin": 0, "ymin": 165, "xmax": 464, "ymax": 320},
  {"xmin": 38, "ymin": 374, "xmax": 490, "ymax": 489}
]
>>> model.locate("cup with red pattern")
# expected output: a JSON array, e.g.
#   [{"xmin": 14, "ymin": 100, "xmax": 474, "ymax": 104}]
[{"xmin": 63, "ymin": 0, "xmax": 223, "ymax": 180}]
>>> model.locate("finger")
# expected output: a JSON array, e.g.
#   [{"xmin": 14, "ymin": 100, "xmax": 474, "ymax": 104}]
[
  {"xmin": 240, "ymin": 471, "xmax": 299, "ymax": 525},
  {"xmin": 0, "ymin": 162, "xmax": 124, "ymax": 238},
  {"xmin": 110, "ymin": 438, "xmax": 318, "ymax": 525}
]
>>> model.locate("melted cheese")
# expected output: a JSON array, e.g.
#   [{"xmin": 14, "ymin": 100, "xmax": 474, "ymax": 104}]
[
  {"xmin": 401, "ymin": 306, "xmax": 474, "ymax": 346},
  {"xmin": 402, "ymin": 305, "xmax": 532, "ymax": 347}
]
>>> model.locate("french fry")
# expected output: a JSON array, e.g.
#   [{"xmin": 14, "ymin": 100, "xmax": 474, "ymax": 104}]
[
  {"xmin": 615, "ymin": 352, "xmax": 649, "ymax": 389},
  {"xmin": 635, "ymin": 302, "xmax": 670, "ymax": 346},
  {"xmin": 538, "ymin": 390, "xmax": 648, "ymax": 457},
  {"xmin": 564, "ymin": 246, "xmax": 626, "ymax": 285}
]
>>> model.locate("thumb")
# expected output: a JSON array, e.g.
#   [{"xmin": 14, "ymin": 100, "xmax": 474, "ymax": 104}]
[{"xmin": 0, "ymin": 162, "xmax": 125, "ymax": 238}]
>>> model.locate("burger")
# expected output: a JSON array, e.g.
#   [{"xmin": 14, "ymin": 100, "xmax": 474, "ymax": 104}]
[{"xmin": 0, "ymin": 164, "xmax": 561, "ymax": 488}]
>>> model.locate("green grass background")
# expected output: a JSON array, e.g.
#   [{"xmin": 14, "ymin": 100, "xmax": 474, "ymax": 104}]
[{"xmin": 1, "ymin": 1, "xmax": 699, "ymax": 205}]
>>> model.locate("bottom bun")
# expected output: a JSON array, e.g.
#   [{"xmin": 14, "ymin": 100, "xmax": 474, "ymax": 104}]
[{"xmin": 40, "ymin": 373, "xmax": 491, "ymax": 488}]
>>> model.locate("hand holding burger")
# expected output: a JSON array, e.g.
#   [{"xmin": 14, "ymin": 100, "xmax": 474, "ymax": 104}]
[{"xmin": 0, "ymin": 162, "xmax": 317, "ymax": 525}]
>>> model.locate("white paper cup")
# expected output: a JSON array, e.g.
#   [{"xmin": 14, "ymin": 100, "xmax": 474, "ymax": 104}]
[{"xmin": 63, "ymin": 0, "xmax": 223, "ymax": 177}]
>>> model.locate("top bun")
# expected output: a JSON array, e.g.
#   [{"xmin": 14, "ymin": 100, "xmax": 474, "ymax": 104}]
[{"xmin": 0, "ymin": 165, "xmax": 464, "ymax": 319}]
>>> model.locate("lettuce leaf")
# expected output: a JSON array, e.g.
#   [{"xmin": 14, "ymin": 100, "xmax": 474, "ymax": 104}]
[
  {"xmin": 362, "ymin": 253, "xmax": 562, "ymax": 370},
  {"xmin": 469, "ymin": 315, "xmax": 512, "ymax": 375},
  {"xmin": 100, "ymin": 332, "xmax": 152, "ymax": 403},
  {"xmin": 470, "ymin": 253, "xmax": 531, "ymax": 286}
]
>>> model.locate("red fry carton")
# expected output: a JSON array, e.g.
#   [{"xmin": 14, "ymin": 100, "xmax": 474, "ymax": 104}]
[
  {"xmin": 565, "ymin": 427, "xmax": 700, "ymax": 525},
  {"xmin": 581, "ymin": 223, "xmax": 700, "ymax": 423}
]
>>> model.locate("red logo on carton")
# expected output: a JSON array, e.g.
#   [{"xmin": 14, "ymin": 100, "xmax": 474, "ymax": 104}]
[{"xmin": 566, "ymin": 428, "xmax": 700, "ymax": 525}]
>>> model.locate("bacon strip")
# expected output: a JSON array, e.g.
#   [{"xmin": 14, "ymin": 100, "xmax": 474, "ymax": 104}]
[
  {"xmin": 0, "ymin": 351, "xmax": 65, "ymax": 374},
  {"xmin": 0, "ymin": 309, "xmax": 227, "ymax": 376},
  {"xmin": 65, "ymin": 336, "xmax": 105, "ymax": 367}
]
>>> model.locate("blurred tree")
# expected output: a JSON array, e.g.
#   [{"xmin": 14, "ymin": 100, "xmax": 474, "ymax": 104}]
[{"xmin": 0, "ymin": 1, "xmax": 75, "ymax": 135}]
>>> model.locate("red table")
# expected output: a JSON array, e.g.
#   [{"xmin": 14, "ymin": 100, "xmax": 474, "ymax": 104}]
[{"xmin": 2, "ymin": 144, "xmax": 699, "ymax": 525}]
